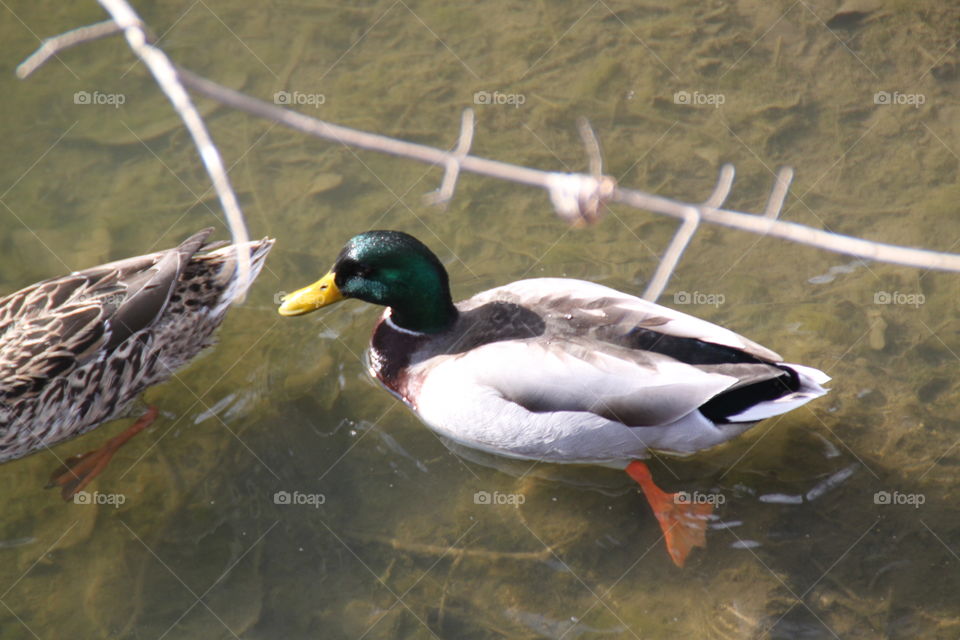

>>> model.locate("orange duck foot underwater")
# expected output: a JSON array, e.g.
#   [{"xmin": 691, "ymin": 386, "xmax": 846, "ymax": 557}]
[
  {"xmin": 46, "ymin": 406, "xmax": 159, "ymax": 500},
  {"xmin": 626, "ymin": 461, "xmax": 712, "ymax": 568},
  {"xmin": 278, "ymin": 230, "xmax": 830, "ymax": 566}
]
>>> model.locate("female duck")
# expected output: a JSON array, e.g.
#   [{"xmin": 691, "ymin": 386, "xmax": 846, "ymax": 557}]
[
  {"xmin": 279, "ymin": 231, "xmax": 828, "ymax": 566},
  {"xmin": 1, "ymin": 228, "xmax": 273, "ymax": 498}
]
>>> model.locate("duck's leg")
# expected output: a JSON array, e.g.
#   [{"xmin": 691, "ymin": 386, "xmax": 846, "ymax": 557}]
[
  {"xmin": 626, "ymin": 460, "xmax": 712, "ymax": 568},
  {"xmin": 47, "ymin": 405, "xmax": 159, "ymax": 501}
]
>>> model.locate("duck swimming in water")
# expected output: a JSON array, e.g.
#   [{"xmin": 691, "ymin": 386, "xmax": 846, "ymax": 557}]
[
  {"xmin": 279, "ymin": 230, "xmax": 828, "ymax": 566},
  {"xmin": 0, "ymin": 228, "xmax": 273, "ymax": 498}
]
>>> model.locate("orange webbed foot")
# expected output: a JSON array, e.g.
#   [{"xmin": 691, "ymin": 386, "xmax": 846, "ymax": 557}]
[
  {"xmin": 47, "ymin": 405, "xmax": 159, "ymax": 501},
  {"xmin": 626, "ymin": 460, "xmax": 713, "ymax": 568}
]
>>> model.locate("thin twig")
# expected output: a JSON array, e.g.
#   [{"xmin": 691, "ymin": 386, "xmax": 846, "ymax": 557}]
[
  {"xmin": 764, "ymin": 167, "xmax": 794, "ymax": 219},
  {"xmin": 16, "ymin": 19, "xmax": 122, "ymax": 79},
  {"xmin": 643, "ymin": 207, "xmax": 701, "ymax": 302},
  {"xmin": 96, "ymin": 0, "xmax": 251, "ymax": 298},
  {"xmin": 613, "ymin": 186, "xmax": 960, "ymax": 271},
  {"xmin": 642, "ymin": 166, "xmax": 735, "ymax": 300},
  {"xmin": 424, "ymin": 108, "xmax": 475, "ymax": 206},
  {"xmin": 345, "ymin": 531, "xmax": 569, "ymax": 563},
  {"xmin": 704, "ymin": 164, "xmax": 736, "ymax": 209},
  {"xmin": 577, "ymin": 116, "xmax": 603, "ymax": 179}
]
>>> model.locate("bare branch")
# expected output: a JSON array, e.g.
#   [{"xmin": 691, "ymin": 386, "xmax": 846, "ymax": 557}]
[
  {"xmin": 643, "ymin": 207, "xmax": 700, "ymax": 302},
  {"xmin": 703, "ymin": 164, "xmax": 735, "ymax": 210},
  {"xmin": 577, "ymin": 117, "xmax": 603, "ymax": 178},
  {"xmin": 95, "ymin": 0, "xmax": 251, "ymax": 299},
  {"xmin": 764, "ymin": 167, "xmax": 794, "ymax": 219},
  {"xmin": 16, "ymin": 19, "xmax": 122, "ymax": 79},
  {"xmin": 425, "ymin": 108, "xmax": 475, "ymax": 206},
  {"xmin": 176, "ymin": 69, "xmax": 960, "ymax": 275}
]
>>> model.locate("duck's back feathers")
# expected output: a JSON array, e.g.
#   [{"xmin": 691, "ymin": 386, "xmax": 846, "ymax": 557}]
[
  {"xmin": 370, "ymin": 277, "xmax": 829, "ymax": 464},
  {"xmin": 0, "ymin": 229, "xmax": 211, "ymax": 401},
  {"xmin": 466, "ymin": 278, "xmax": 783, "ymax": 362}
]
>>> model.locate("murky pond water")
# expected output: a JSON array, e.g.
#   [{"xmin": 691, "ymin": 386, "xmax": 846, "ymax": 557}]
[{"xmin": 1, "ymin": 1, "xmax": 959, "ymax": 638}]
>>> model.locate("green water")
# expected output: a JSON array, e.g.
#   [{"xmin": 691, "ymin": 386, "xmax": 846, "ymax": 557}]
[{"xmin": 1, "ymin": 0, "xmax": 959, "ymax": 638}]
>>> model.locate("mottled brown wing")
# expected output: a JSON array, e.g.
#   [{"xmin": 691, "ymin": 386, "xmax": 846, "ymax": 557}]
[
  {"xmin": 0, "ymin": 292, "xmax": 107, "ymax": 400},
  {"xmin": 0, "ymin": 228, "xmax": 212, "ymax": 401}
]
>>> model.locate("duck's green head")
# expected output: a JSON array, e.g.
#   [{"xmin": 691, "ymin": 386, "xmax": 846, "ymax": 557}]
[{"xmin": 278, "ymin": 230, "xmax": 458, "ymax": 334}]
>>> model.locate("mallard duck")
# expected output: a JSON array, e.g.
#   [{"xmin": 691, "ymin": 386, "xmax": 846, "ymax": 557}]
[
  {"xmin": 278, "ymin": 231, "xmax": 829, "ymax": 566},
  {"xmin": 0, "ymin": 228, "xmax": 274, "ymax": 498}
]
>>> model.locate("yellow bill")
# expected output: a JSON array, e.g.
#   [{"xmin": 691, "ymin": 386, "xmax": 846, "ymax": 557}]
[{"xmin": 278, "ymin": 271, "xmax": 343, "ymax": 316}]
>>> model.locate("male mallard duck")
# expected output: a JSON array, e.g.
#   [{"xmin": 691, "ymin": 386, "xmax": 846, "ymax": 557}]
[
  {"xmin": 278, "ymin": 231, "xmax": 829, "ymax": 566},
  {"xmin": 0, "ymin": 228, "xmax": 274, "ymax": 498}
]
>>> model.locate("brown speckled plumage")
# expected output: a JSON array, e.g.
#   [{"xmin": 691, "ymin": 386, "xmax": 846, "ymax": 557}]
[{"xmin": 0, "ymin": 228, "xmax": 273, "ymax": 462}]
